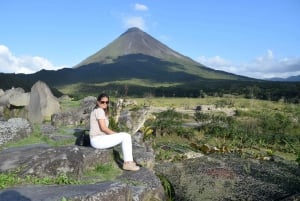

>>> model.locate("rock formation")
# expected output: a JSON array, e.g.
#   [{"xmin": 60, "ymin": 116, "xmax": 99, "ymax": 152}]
[
  {"xmin": 27, "ymin": 81, "xmax": 60, "ymax": 123},
  {"xmin": 0, "ymin": 118, "xmax": 32, "ymax": 145},
  {"xmin": 0, "ymin": 134, "xmax": 165, "ymax": 200}
]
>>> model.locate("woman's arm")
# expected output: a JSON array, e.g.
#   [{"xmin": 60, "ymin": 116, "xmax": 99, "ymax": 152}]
[{"xmin": 98, "ymin": 119, "xmax": 115, "ymax": 134}]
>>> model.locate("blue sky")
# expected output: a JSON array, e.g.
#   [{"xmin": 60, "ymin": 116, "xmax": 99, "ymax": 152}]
[{"xmin": 0, "ymin": 0, "xmax": 299, "ymax": 79}]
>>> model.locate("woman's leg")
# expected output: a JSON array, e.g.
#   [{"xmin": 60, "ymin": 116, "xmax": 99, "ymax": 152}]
[{"xmin": 90, "ymin": 132, "xmax": 133, "ymax": 161}]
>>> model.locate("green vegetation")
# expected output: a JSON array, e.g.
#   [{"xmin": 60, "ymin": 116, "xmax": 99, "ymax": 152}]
[
  {"xmin": 142, "ymin": 97, "xmax": 300, "ymax": 163},
  {"xmin": 0, "ymin": 162, "xmax": 122, "ymax": 189},
  {"xmin": 55, "ymin": 80, "xmax": 300, "ymax": 102},
  {"xmin": 84, "ymin": 163, "xmax": 122, "ymax": 182},
  {"xmin": 0, "ymin": 171, "xmax": 79, "ymax": 189},
  {"xmin": 0, "ymin": 164, "xmax": 121, "ymax": 189},
  {"xmin": 1, "ymin": 96, "xmax": 299, "ymax": 191},
  {"xmin": 157, "ymin": 174, "xmax": 175, "ymax": 201}
]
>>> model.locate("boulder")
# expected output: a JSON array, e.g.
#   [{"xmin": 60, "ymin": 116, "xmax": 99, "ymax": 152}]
[
  {"xmin": 0, "ymin": 106, "xmax": 4, "ymax": 121},
  {"xmin": 0, "ymin": 134, "xmax": 165, "ymax": 200},
  {"xmin": 0, "ymin": 182, "xmax": 130, "ymax": 201},
  {"xmin": 154, "ymin": 153, "xmax": 300, "ymax": 201},
  {"xmin": 0, "ymin": 118, "xmax": 32, "ymax": 145},
  {"xmin": 0, "ymin": 145, "xmax": 113, "ymax": 178},
  {"xmin": 118, "ymin": 107, "xmax": 149, "ymax": 134},
  {"xmin": 0, "ymin": 87, "xmax": 25, "ymax": 107},
  {"xmin": 8, "ymin": 92, "xmax": 30, "ymax": 107},
  {"xmin": 27, "ymin": 81, "xmax": 60, "ymax": 123},
  {"xmin": 51, "ymin": 96, "xmax": 96, "ymax": 127},
  {"xmin": 0, "ymin": 89, "xmax": 4, "ymax": 97}
]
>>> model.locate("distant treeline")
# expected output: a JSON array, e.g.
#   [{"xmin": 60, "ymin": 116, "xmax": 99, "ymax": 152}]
[
  {"xmin": 0, "ymin": 73, "xmax": 299, "ymax": 103},
  {"xmin": 72, "ymin": 80, "xmax": 300, "ymax": 103}
]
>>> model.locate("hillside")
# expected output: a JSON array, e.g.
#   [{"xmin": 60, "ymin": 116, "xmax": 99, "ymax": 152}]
[
  {"xmin": 1, "ymin": 28, "xmax": 300, "ymax": 101},
  {"xmin": 74, "ymin": 27, "xmax": 248, "ymax": 81},
  {"xmin": 267, "ymin": 75, "xmax": 300, "ymax": 82}
]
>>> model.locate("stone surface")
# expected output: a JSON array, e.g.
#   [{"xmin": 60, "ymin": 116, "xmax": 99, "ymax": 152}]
[
  {"xmin": 118, "ymin": 108, "xmax": 149, "ymax": 134},
  {"xmin": 0, "ymin": 144, "xmax": 113, "ymax": 178},
  {"xmin": 0, "ymin": 133, "xmax": 165, "ymax": 201},
  {"xmin": 154, "ymin": 153, "xmax": 300, "ymax": 201},
  {"xmin": 51, "ymin": 96, "xmax": 96, "ymax": 127},
  {"xmin": 8, "ymin": 92, "xmax": 30, "ymax": 107},
  {"xmin": 0, "ymin": 87, "xmax": 25, "ymax": 107},
  {"xmin": 0, "ymin": 182, "xmax": 130, "ymax": 201},
  {"xmin": 0, "ymin": 118, "xmax": 32, "ymax": 145},
  {"xmin": 27, "ymin": 81, "xmax": 60, "ymax": 123}
]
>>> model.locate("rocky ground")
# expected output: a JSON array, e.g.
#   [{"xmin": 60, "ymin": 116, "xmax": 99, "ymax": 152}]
[
  {"xmin": 0, "ymin": 130, "xmax": 165, "ymax": 201},
  {"xmin": 154, "ymin": 152, "xmax": 300, "ymax": 201}
]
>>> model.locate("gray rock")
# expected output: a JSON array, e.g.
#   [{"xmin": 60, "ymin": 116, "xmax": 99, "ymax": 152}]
[
  {"xmin": 118, "ymin": 107, "xmax": 149, "ymax": 134},
  {"xmin": 27, "ymin": 81, "xmax": 60, "ymax": 123},
  {"xmin": 0, "ymin": 118, "xmax": 32, "ymax": 145},
  {"xmin": 118, "ymin": 168, "xmax": 165, "ymax": 201},
  {"xmin": 0, "ymin": 87, "xmax": 25, "ymax": 107},
  {"xmin": 51, "ymin": 96, "xmax": 96, "ymax": 127},
  {"xmin": 0, "ymin": 140, "xmax": 166, "ymax": 201},
  {"xmin": 51, "ymin": 110, "xmax": 83, "ymax": 126},
  {"xmin": 0, "ymin": 182, "xmax": 130, "ymax": 201},
  {"xmin": 0, "ymin": 145, "xmax": 113, "ymax": 178},
  {"xmin": 155, "ymin": 153, "xmax": 300, "ymax": 201},
  {"xmin": 8, "ymin": 92, "xmax": 30, "ymax": 107},
  {"xmin": 0, "ymin": 89, "xmax": 4, "ymax": 97}
]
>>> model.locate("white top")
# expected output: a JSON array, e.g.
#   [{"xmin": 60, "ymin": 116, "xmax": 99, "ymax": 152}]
[{"xmin": 89, "ymin": 108, "xmax": 109, "ymax": 137}]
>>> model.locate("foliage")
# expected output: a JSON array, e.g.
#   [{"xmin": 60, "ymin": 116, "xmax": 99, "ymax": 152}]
[
  {"xmin": 140, "ymin": 126, "xmax": 154, "ymax": 140},
  {"xmin": 147, "ymin": 108, "xmax": 194, "ymax": 139},
  {"xmin": 141, "ymin": 97, "xmax": 300, "ymax": 163},
  {"xmin": 84, "ymin": 163, "xmax": 122, "ymax": 181},
  {"xmin": 157, "ymin": 174, "xmax": 175, "ymax": 201},
  {"xmin": 109, "ymin": 116, "xmax": 120, "ymax": 132},
  {"xmin": 296, "ymin": 153, "xmax": 300, "ymax": 166},
  {"xmin": 0, "ymin": 171, "xmax": 79, "ymax": 189},
  {"xmin": 193, "ymin": 105, "xmax": 300, "ymax": 154}
]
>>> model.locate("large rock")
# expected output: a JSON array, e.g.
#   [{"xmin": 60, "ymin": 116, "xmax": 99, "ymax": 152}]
[
  {"xmin": 0, "ymin": 118, "xmax": 32, "ymax": 145},
  {"xmin": 0, "ymin": 89, "xmax": 4, "ymax": 97},
  {"xmin": 0, "ymin": 182, "xmax": 130, "ymax": 201},
  {"xmin": 118, "ymin": 107, "xmax": 149, "ymax": 134},
  {"xmin": 155, "ymin": 153, "xmax": 300, "ymax": 201},
  {"xmin": 0, "ymin": 87, "xmax": 25, "ymax": 107},
  {"xmin": 51, "ymin": 96, "xmax": 96, "ymax": 127},
  {"xmin": 27, "ymin": 81, "xmax": 60, "ymax": 123},
  {"xmin": 0, "ymin": 137, "xmax": 165, "ymax": 200},
  {"xmin": 8, "ymin": 92, "xmax": 30, "ymax": 107},
  {"xmin": 0, "ymin": 144, "xmax": 113, "ymax": 178},
  {"xmin": 0, "ymin": 88, "xmax": 29, "ymax": 120}
]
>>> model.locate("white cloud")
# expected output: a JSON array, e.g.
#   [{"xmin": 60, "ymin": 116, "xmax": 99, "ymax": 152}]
[
  {"xmin": 0, "ymin": 45, "xmax": 64, "ymax": 74},
  {"xmin": 123, "ymin": 16, "xmax": 147, "ymax": 30},
  {"xmin": 134, "ymin": 3, "xmax": 148, "ymax": 11},
  {"xmin": 196, "ymin": 50, "xmax": 300, "ymax": 79}
]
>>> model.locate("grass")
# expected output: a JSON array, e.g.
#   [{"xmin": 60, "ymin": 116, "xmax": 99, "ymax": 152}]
[
  {"xmin": 83, "ymin": 163, "xmax": 122, "ymax": 182},
  {"xmin": 57, "ymin": 79, "xmax": 181, "ymax": 96},
  {"xmin": 0, "ymin": 171, "xmax": 80, "ymax": 189}
]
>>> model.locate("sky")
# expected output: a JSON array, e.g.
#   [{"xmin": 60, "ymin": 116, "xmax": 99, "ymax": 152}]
[{"xmin": 0, "ymin": 0, "xmax": 299, "ymax": 79}]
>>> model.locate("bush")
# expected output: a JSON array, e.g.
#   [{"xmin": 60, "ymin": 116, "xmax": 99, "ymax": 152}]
[{"xmin": 148, "ymin": 108, "xmax": 193, "ymax": 138}]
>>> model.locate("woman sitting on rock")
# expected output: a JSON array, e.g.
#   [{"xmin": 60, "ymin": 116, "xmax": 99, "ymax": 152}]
[{"xmin": 89, "ymin": 93, "xmax": 140, "ymax": 171}]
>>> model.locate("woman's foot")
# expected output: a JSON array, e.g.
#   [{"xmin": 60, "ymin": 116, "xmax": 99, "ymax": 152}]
[{"xmin": 123, "ymin": 161, "xmax": 140, "ymax": 171}]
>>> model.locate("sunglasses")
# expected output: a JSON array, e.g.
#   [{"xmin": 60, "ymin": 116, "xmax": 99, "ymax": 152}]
[{"xmin": 100, "ymin": 101, "xmax": 109, "ymax": 104}]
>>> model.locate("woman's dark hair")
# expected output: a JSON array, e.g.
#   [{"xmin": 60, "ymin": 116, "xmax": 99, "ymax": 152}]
[{"xmin": 95, "ymin": 93, "xmax": 109, "ymax": 115}]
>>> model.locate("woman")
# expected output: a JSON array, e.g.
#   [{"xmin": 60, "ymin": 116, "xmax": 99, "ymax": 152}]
[{"xmin": 89, "ymin": 93, "xmax": 140, "ymax": 171}]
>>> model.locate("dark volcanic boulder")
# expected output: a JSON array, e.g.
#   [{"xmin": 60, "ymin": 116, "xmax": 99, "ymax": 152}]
[
  {"xmin": 0, "ymin": 144, "xmax": 113, "ymax": 178},
  {"xmin": 154, "ymin": 153, "xmax": 300, "ymax": 201}
]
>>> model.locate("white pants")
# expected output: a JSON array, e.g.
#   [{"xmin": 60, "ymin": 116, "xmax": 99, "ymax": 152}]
[{"xmin": 90, "ymin": 132, "xmax": 133, "ymax": 161}]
